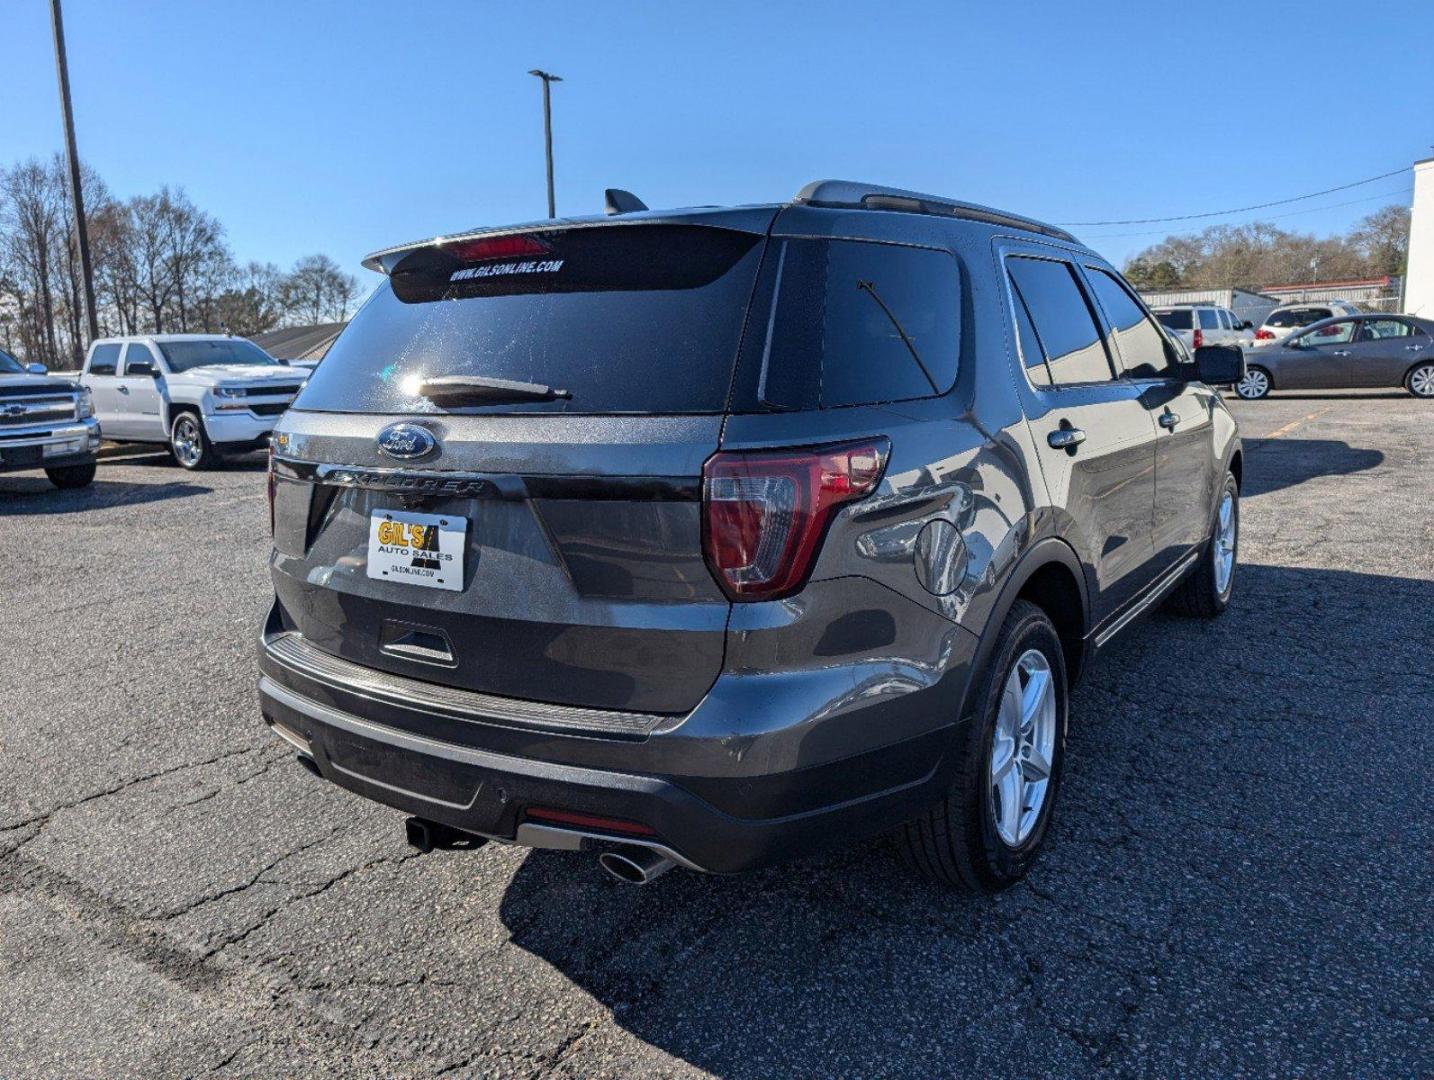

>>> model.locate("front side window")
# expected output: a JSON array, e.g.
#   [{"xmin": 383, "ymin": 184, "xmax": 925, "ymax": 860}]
[
  {"xmin": 1297, "ymin": 320, "xmax": 1356, "ymax": 346},
  {"xmin": 762, "ymin": 238, "xmax": 961, "ymax": 409},
  {"xmin": 159, "ymin": 338, "xmax": 279, "ymax": 373},
  {"xmin": 123, "ymin": 343, "xmax": 158, "ymax": 373},
  {"xmin": 87, "ymin": 343, "xmax": 121, "ymax": 375},
  {"xmin": 1087, "ymin": 268, "xmax": 1176, "ymax": 379},
  {"xmin": 1006, "ymin": 257, "xmax": 1114, "ymax": 386}
]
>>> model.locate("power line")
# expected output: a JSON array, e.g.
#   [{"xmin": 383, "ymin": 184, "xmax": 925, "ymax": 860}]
[
  {"xmin": 1058, "ymin": 166, "xmax": 1409, "ymax": 227},
  {"xmin": 1080, "ymin": 186, "xmax": 1413, "ymax": 241}
]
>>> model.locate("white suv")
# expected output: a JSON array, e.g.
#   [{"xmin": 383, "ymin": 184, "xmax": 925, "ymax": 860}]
[
  {"xmin": 1252, "ymin": 301, "xmax": 1362, "ymax": 347},
  {"xmin": 1151, "ymin": 305, "xmax": 1255, "ymax": 352},
  {"xmin": 79, "ymin": 334, "xmax": 306, "ymax": 469}
]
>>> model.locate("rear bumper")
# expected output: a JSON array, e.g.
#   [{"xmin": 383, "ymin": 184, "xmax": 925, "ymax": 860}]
[
  {"xmin": 257, "ymin": 602, "xmax": 976, "ymax": 874},
  {"xmin": 0, "ymin": 419, "xmax": 101, "ymax": 473}
]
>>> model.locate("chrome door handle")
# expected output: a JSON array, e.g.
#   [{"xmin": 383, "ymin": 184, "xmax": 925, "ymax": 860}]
[
  {"xmin": 1158, "ymin": 409, "xmax": 1179, "ymax": 429},
  {"xmin": 117, "ymin": 386, "xmax": 130, "ymax": 395},
  {"xmin": 1047, "ymin": 426, "xmax": 1086, "ymax": 449},
  {"xmin": 1333, "ymin": 350, "xmax": 1351, "ymax": 357},
  {"xmin": 1406, "ymin": 345, "xmax": 1426, "ymax": 352}
]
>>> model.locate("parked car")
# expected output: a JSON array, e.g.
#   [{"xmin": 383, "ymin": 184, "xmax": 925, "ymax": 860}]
[
  {"xmin": 0, "ymin": 348, "xmax": 101, "ymax": 488},
  {"xmin": 259, "ymin": 180, "xmax": 1243, "ymax": 891},
  {"xmin": 1236, "ymin": 313, "xmax": 1434, "ymax": 399},
  {"xmin": 1151, "ymin": 304, "xmax": 1255, "ymax": 351},
  {"xmin": 79, "ymin": 334, "xmax": 306, "ymax": 469},
  {"xmin": 1251, "ymin": 301, "xmax": 1362, "ymax": 347}
]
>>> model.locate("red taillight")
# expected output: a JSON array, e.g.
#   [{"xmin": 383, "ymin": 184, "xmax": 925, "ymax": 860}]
[
  {"xmin": 702, "ymin": 438, "xmax": 890, "ymax": 602},
  {"xmin": 1255, "ymin": 328, "xmax": 1275, "ymax": 340},
  {"xmin": 441, "ymin": 234, "xmax": 551, "ymax": 262},
  {"xmin": 1192, "ymin": 328, "xmax": 1204, "ymax": 349},
  {"xmin": 525, "ymin": 807, "xmax": 656, "ymax": 837}
]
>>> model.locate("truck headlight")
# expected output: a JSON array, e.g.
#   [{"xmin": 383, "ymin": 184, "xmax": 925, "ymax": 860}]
[
  {"xmin": 75, "ymin": 387, "xmax": 95, "ymax": 419},
  {"xmin": 214, "ymin": 386, "xmax": 245, "ymax": 399}
]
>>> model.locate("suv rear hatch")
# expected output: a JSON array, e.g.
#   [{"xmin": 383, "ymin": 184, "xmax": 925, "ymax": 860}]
[{"xmin": 268, "ymin": 215, "xmax": 774, "ymax": 716}]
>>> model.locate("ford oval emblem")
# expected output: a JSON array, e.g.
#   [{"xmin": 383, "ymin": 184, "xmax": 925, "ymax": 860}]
[{"xmin": 376, "ymin": 423, "xmax": 437, "ymax": 460}]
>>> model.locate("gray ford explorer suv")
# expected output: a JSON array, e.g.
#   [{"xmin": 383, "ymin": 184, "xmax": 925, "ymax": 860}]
[{"xmin": 259, "ymin": 181, "xmax": 1244, "ymax": 890}]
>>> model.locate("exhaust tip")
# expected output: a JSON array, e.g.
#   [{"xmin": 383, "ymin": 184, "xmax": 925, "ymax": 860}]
[{"xmin": 598, "ymin": 846, "xmax": 676, "ymax": 886}]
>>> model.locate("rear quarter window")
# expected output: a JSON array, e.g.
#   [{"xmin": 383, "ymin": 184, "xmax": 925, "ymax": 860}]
[{"xmin": 760, "ymin": 238, "xmax": 961, "ymax": 409}]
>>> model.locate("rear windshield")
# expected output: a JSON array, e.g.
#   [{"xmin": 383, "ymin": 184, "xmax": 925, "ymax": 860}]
[
  {"xmin": 1154, "ymin": 309, "xmax": 1193, "ymax": 330},
  {"xmin": 295, "ymin": 225, "xmax": 764, "ymax": 415},
  {"xmin": 159, "ymin": 338, "xmax": 280, "ymax": 372},
  {"xmin": 1267, "ymin": 307, "xmax": 1329, "ymax": 328}
]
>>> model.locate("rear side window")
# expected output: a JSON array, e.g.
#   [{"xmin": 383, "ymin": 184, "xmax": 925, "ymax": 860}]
[
  {"xmin": 1358, "ymin": 319, "xmax": 1413, "ymax": 340},
  {"xmin": 297, "ymin": 225, "xmax": 764, "ymax": 415},
  {"xmin": 761, "ymin": 239, "xmax": 960, "ymax": 409},
  {"xmin": 1155, "ymin": 309, "xmax": 1194, "ymax": 330},
  {"xmin": 1087, "ymin": 269, "xmax": 1176, "ymax": 379},
  {"xmin": 1006, "ymin": 257, "xmax": 1114, "ymax": 385},
  {"xmin": 1012, "ymin": 288, "xmax": 1052, "ymax": 386},
  {"xmin": 1198, "ymin": 309, "xmax": 1220, "ymax": 330},
  {"xmin": 87, "ymin": 343, "xmax": 120, "ymax": 375}
]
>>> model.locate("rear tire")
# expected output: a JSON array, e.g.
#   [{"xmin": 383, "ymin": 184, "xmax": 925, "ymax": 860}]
[
  {"xmin": 1235, "ymin": 366, "xmax": 1271, "ymax": 400},
  {"xmin": 1406, "ymin": 362, "xmax": 1434, "ymax": 399},
  {"xmin": 898, "ymin": 599, "xmax": 1068, "ymax": 892},
  {"xmin": 169, "ymin": 410, "xmax": 219, "ymax": 470},
  {"xmin": 1165, "ymin": 472, "xmax": 1239, "ymax": 618},
  {"xmin": 45, "ymin": 463, "xmax": 96, "ymax": 489}
]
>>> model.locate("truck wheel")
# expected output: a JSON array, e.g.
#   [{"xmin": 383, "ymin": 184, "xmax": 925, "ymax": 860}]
[
  {"xmin": 45, "ymin": 463, "xmax": 96, "ymax": 489},
  {"xmin": 170, "ymin": 411, "xmax": 218, "ymax": 470},
  {"xmin": 1165, "ymin": 473, "xmax": 1239, "ymax": 618},
  {"xmin": 898, "ymin": 599, "xmax": 1068, "ymax": 892}
]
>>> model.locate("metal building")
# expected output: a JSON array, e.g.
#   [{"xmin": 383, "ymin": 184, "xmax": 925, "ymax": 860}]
[{"xmin": 1136, "ymin": 287, "xmax": 1278, "ymax": 328}]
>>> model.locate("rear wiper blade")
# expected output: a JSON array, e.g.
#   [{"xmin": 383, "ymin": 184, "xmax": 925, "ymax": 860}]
[{"xmin": 415, "ymin": 375, "xmax": 572, "ymax": 404}]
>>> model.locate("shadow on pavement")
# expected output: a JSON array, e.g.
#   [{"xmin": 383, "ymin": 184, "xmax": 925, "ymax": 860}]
[
  {"xmin": 0, "ymin": 476, "xmax": 212, "ymax": 513},
  {"xmin": 1244, "ymin": 437, "xmax": 1383, "ymax": 497},
  {"xmin": 494, "ymin": 563, "xmax": 1431, "ymax": 1077}
]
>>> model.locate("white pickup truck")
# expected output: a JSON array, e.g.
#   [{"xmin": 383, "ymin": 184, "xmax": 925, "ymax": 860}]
[
  {"xmin": 80, "ymin": 334, "xmax": 306, "ymax": 469},
  {"xmin": 1, "ymin": 347, "xmax": 102, "ymax": 488}
]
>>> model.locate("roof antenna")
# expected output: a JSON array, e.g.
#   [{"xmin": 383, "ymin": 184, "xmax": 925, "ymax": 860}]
[{"xmin": 604, "ymin": 188, "xmax": 648, "ymax": 216}]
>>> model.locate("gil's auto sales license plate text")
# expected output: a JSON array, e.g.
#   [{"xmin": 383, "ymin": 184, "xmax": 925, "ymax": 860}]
[{"xmin": 367, "ymin": 509, "xmax": 467, "ymax": 591}]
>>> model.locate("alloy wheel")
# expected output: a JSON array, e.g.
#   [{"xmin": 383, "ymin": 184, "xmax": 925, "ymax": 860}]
[
  {"xmin": 1213, "ymin": 489, "xmax": 1236, "ymax": 596},
  {"xmin": 989, "ymin": 648, "xmax": 1056, "ymax": 847},
  {"xmin": 1236, "ymin": 369, "xmax": 1269, "ymax": 399},
  {"xmin": 1411, "ymin": 364, "xmax": 1434, "ymax": 398},
  {"xmin": 172, "ymin": 415, "xmax": 202, "ymax": 468}
]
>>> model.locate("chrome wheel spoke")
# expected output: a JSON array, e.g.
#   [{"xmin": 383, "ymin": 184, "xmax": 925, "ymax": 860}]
[
  {"xmin": 1021, "ymin": 744, "xmax": 1051, "ymax": 782},
  {"xmin": 990, "ymin": 648, "xmax": 1056, "ymax": 847}
]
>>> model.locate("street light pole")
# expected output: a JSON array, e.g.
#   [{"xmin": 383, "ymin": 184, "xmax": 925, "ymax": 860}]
[
  {"xmin": 49, "ymin": 0, "xmax": 99, "ymax": 347},
  {"xmin": 527, "ymin": 69, "xmax": 562, "ymax": 219}
]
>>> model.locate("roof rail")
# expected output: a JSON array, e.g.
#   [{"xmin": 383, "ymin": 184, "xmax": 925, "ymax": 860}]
[{"xmin": 794, "ymin": 180, "xmax": 1078, "ymax": 243}]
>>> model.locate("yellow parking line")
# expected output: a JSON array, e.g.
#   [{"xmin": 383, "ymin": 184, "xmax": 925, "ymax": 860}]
[{"xmin": 1264, "ymin": 406, "xmax": 1332, "ymax": 440}]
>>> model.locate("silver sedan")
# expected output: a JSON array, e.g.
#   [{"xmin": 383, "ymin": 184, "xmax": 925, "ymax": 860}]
[{"xmin": 1236, "ymin": 313, "xmax": 1434, "ymax": 400}]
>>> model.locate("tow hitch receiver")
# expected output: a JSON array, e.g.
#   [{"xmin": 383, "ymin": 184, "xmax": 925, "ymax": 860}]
[{"xmin": 404, "ymin": 816, "xmax": 488, "ymax": 854}]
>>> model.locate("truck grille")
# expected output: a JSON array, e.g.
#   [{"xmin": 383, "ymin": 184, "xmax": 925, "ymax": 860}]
[
  {"xmin": 249, "ymin": 402, "xmax": 291, "ymax": 417},
  {"xmin": 0, "ymin": 395, "xmax": 77, "ymax": 427},
  {"xmin": 242, "ymin": 385, "xmax": 303, "ymax": 397}
]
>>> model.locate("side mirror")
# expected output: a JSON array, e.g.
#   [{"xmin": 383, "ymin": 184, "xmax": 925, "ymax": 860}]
[
  {"xmin": 1239, "ymin": 320, "xmax": 1253, "ymax": 331},
  {"xmin": 26, "ymin": 362, "xmax": 47, "ymax": 375},
  {"xmin": 1193, "ymin": 344, "xmax": 1244, "ymax": 386},
  {"xmin": 127, "ymin": 359, "xmax": 158, "ymax": 377}
]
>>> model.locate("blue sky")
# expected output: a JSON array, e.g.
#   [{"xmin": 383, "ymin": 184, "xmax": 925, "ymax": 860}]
[{"xmin": 6, "ymin": 0, "xmax": 1431, "ymax": 286}]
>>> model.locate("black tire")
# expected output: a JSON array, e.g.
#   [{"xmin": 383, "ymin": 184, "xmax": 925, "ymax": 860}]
[
  {"xmin": 1235, "ymin": 366, "xmax": 1272, "ymax": 400},
  {"xmin": 169, "ymin": 410, "xmax": 219, "ymax": 470},
  {"xmin": 1406, "ymin": 361, "xmax": 1434, "ymax": 399},
  {"xmin": 898, "ymin": 599, "xmax": 1068, "ymax": 892},
  {"xmin": 1165, "ymin": 472, "xmax": 1239, "ymax": 618},
  {"xmin": 45, "ymin": 463, "xmax": 96, "ymax": 489}
]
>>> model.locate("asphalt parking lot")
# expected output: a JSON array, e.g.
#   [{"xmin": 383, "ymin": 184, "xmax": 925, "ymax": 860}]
[{"xmin": 1, "ymin": 391, "xmax": 1429, "ymax": 1079}]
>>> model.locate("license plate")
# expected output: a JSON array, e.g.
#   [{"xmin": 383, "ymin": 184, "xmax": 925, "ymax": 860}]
[{"xmin": 367, "ymin": 509, "xmax": 467, "ymax": 591}]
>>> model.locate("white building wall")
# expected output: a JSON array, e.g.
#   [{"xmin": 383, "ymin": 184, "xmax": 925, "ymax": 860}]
[{"xmin": 1405, "ymin": 158, "xmax": 1434, "ymax": 316}]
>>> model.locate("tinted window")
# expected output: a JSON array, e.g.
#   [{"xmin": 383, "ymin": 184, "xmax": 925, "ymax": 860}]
[
  {"xmin": 0, "ymin": 349, "xmax": 22, "ymax": 375},
  {"xmin": 762, "ymin": 239, "xmax": 960, "ymax": 409},
  {"xmin": 122, "ymin": 343, "xmax": 158, "ymax": 373},
  {"xmin": 1198, "ymin": 308, "xmax": 1220, "ymax": 330},
  {"xmin": 1011, "ymin": 288, "xmax": 1051, "ymax": 386},
  {"xmin": 1006, "ymin": 258, "xmax": 1113, "ymax": 385},
  {"xmin": 1358, "ymin": 319, "xmax": 1412, "ymax": 341},
  {"xmin": 1268, "ymin": 307, "xmax": 1330, "ymax": 329},
  {"xmin": 1155, "ymin": 309, "xmax": 1194, "ymax": 330},
  {"xmin": 1087, "ymin": 268, "xmax": 1176, "ymax": 379},
  {"xmin": 298, "ymin": 225, "xmax": 764, "ymax": 415},
  {"xmin": 87, "ymin": 343, "xmax": 120, "ymax": 375}
]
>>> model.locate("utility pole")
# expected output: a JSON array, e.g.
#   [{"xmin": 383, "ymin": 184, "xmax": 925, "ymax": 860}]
[
  {"xmin": 50, "ymin": 0, "xmax": 99, "ymax": 346},
  {"xmin": 527, "ymin": 69, "xmax": 562, "ymax": 218}
]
